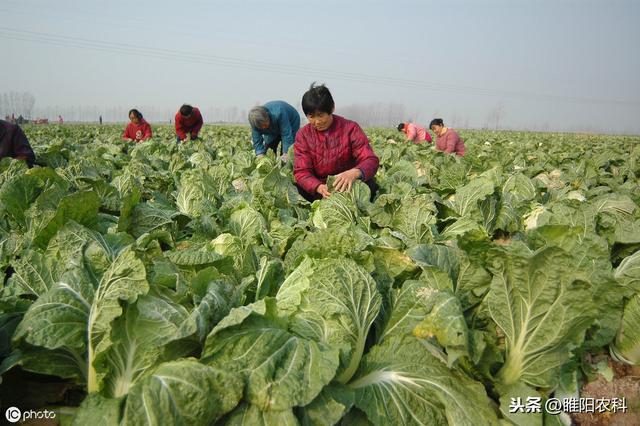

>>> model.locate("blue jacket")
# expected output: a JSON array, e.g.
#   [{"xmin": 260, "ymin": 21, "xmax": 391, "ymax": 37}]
[{"xmin": 251, "ymin": 101, "xmax": 300, "ymax": 155}]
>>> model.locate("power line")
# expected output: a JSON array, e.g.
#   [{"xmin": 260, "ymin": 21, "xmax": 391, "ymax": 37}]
[
  {"xmin": 1, "ymin": 26, "xmax": 638, "ymax": 107},
  {"xmin": 0, "ymin": 4, "xmax": 364, "ymax": 66}
]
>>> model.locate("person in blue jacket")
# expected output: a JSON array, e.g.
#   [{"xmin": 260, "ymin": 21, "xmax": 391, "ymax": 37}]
[{"xmin": 248, "ymin": 100, "xmax": 300, "ymax": 162}]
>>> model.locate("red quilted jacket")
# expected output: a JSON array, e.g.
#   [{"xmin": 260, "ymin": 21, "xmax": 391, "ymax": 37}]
[
  {"xmin": 174, "ymin": 107, "xmax": 203, "ymax": 140},
  {"xmin": 293, "ymin": 115, "xmax": 379, "ymax": 194}
]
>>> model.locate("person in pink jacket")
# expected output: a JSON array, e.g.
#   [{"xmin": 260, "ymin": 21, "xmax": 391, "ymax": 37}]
[
  {"xmin": 397, "ymin": 122, "xmax": 432, "ymax": 143},
  {"xmin": 429, "ymin": 118, "xmax": 466, "ymax": 156}
]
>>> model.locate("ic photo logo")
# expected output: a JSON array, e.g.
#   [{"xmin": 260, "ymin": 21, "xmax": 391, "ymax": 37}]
[
  {"xmin": 4, "ymin": 406, "xmax": 56, "ymax": 423},
  {"xmin": 5, "ymin": 406, "xmax": 21, "ymax": 423}
]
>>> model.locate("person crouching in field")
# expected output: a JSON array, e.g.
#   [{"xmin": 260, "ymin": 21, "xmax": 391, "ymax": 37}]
[
  {"xmin": 248, "ymin": 101, "xmax": 300, "ymax": 163},
  {"xmin": 0, "ymin": 119, "xmax": 35, "ymax": 167},
  {"xmin": 293, "ymin": 83, "xmax": 379, "ymax": 202},
  {"xmin": 397, "ymin": 122, "xmax": 432, "ymax": 143},
  {"xmin": 175, "ymin": 104, "xmax": 203, "ymax": 143},
  {"xmin": 429, "ymin": 118, "xmax": 466, "ymax": 156},
  {"xmin": 123, "ymin": 109, "xmax": 152, "ymax": 142}
]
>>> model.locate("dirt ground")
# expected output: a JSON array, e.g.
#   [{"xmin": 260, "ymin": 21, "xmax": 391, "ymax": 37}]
[{"xmin": 572, "ymin": 358, "xmax": 640, "ymax": 426}]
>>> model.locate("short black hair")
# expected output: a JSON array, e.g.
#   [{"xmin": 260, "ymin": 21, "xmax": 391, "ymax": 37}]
[
  {"xmin": 129, "ymin": 109, "xmax": 143, "ymax": 119},
  {"xmin": 179, "ymin": 104, "xmax": 194, "ymax": 116},
  {"xmin": 429, "ymin": 118, "xmax": 444, "ymax": 129},
  {"xmin": 301, "ymin": 83, "xmax": 334, "ymax": 115},
  {"xmin": 397, "ymin": 123, "xmax": 405, "ymax": 131}
]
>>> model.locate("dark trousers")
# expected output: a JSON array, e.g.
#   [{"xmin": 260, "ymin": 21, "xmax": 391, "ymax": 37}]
[
  {"xmin": 264, "ymin": 135, "xmax": 282, "ymax": 155},
  {"xmin": 296, "ymin": 178, "xmax": 379, "ymax": 202}
]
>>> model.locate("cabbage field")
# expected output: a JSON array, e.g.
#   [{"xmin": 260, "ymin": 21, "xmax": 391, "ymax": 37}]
[{"xmin": 0, "ymin": 124, "xmax": 639, "ymax": 425}]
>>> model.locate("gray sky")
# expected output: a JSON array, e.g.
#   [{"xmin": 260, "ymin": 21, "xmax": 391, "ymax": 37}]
[{"xmin": 1, "ymin": 0, "xmax": 639, "ymax": 133}]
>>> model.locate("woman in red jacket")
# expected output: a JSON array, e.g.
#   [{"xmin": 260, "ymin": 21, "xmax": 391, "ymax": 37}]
[
  {"xmin": 123, "ymin": 109, "xmax": 152, "ymax": 142},
  {"xmin": 293, "ymin": 83, "xmax": 379, "ymax": 202}
]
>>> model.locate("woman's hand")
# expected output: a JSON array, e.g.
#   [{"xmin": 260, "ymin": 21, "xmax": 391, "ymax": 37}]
[
  {"xmin": 316, "ymin": 184, "xmax": 331, "ymax": 199},
  {"xmin": 333, "ymin": 168, "xmax": 361, "ymax": 192}
]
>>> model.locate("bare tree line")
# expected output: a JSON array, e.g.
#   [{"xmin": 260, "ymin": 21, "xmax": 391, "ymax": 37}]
[
  {"xmin": 338, "ymin": 102, "xmax": 417, "ymax": 127},
  {"xmin": 483, "ymin": 102, "xmax": 505, "ymax": 130},
  {"xmin": 338, "ymin": 103, "xmax": 476, "ymax": 129},
  {"xmin": 26, "ymin": 105, "xmax": 251, "ymax": 124},
  {"xmin": 2, "ymin": 91, "xmax": 488, "ymax": 129},
  {"xmin": 9, "ymin": 101, "xmax": 430, "ymax": 127},
  {"xmin": 0, "ymin": 91, "xmax": 36, "ymax": 118},
  {"xmin": 2, "ymin": 93, "xmax": 629, "ymax": 133},
  {"xmin": 1, "ymin": 100, "xmax": 249, "ymax": 124}
]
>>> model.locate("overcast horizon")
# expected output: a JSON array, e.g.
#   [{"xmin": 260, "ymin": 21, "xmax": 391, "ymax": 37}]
[{"xmin": 1, "ymin": 0, "xmax": 639, "ymax": 135}]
